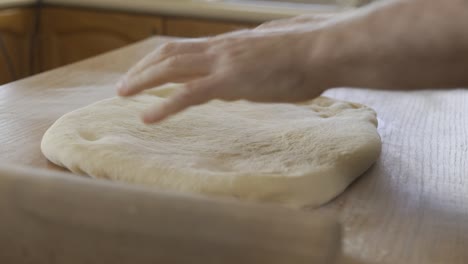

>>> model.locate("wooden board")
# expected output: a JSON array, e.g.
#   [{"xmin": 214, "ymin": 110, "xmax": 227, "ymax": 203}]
[
  {"xmin": 0, "ymin": 165, "xmax": 341, "ymax": 264},
  {"xmin": 0, "ymin": 36, "xmax": 467, "ymax": 263}
]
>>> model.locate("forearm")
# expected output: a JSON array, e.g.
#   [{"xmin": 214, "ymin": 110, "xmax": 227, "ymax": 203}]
[
  {"xmin": 312, "ymin": 0, "xmax": 468, "ymax": 90},
  {"xmin": 255, "ymin": 13, "xmax": 338, "ymax": 31}
]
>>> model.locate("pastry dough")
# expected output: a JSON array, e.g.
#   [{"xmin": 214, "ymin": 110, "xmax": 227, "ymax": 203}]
[{"xmin": 41, "ymin": 84, "xmax": 381, "ymax": 207}]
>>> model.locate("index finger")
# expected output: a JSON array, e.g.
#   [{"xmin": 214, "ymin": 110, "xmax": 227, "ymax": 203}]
[
  {"xmin": 142, "ymin": 77, "xmax": 222, "ymax": 123},
  {"xmin": 125, "ymin": 39, "xmax": 209, "ymax": 80}
]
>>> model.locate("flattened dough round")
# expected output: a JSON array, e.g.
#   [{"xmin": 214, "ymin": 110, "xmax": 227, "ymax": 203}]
[{"xmin": 41, "ymin": 84, "xmax": 381, "ymax": 207}]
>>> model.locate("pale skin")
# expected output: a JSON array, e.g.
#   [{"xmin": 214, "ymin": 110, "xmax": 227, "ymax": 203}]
[{"xmin": 117, "ymin": 0, "xmax": 468, "ymax": 123}]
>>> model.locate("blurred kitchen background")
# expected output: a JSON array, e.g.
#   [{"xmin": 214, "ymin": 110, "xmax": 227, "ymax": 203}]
[{"xmin": 0, "ymin": 0, "xmax": 376, "ymax": 85}]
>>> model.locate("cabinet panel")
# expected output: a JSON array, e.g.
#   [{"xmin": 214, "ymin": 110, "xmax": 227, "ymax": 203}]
[
  {"xmin": 165, "ymin": 18, "xmax": 257, "ymax": 38},
  {"xmin": 0, "ymin": 8, "xmax": 35, "ymax": 85},
  {"xmin": 0, "ymin": 6, "xmax": 260, "ymax": 80},
  {"xmin": 40, "ymin": 7, "xmax": 163, "ymax": 71}
]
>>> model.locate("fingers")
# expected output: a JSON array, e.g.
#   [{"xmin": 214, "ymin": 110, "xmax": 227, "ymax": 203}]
[
  {"xmin": 142, "ymin": 77, "xmax": 220, "ymax": 124},
  {"xmin": 117, "ymin": 40, "xmax": 210, "ymax": 96},
  {"xmin": 118, "ymin": 53, "xmax": 214, "ymax": 96},
  {"xmin": 126, "ymin": 40, "xmax": 208, "ymax": 78},
  {"xmin": 255, "ymin": 14, "xmax": 336, "ymax": 31},
  {"xmin": 255, "ymin": 18, "xmax": 291, "ymax": 30}
]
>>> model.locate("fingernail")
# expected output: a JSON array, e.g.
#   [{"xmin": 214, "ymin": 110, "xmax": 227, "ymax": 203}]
[
  {"xmin": 143, "ymin": 111, "xmax": 163, "ymax": 124},
  {"xmin": 116, "ymin": 78, "xmax": 127, "ymax": 94}
]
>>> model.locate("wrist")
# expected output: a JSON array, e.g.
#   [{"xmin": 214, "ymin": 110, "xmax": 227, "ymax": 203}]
[{"xmin": 299, "ymin": 27, "xmax": 351, "ymax": 93}]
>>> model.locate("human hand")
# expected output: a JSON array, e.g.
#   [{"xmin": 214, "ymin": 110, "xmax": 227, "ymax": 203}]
[
  {"xmin": 255, "ymin": 13, "xmax": 337, "ymax": 31},
  {"xmin": 117, "ymin": 29, "xmax": 335, "ymax": 123}
]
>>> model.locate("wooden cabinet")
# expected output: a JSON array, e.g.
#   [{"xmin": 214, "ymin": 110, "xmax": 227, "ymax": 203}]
[
  {"xmin": 40, "ymin": 7, "xmax": 163, "ymax": 71},
  {"xmin": 165, "ymin": 18, "xmax": 256, "ymax": 38},
  {"xmin": 0, "ymin": 8, "xmax": 35, "ymax": 85},
  {"xmin": 0, "ymin": 6, "xmax": 260, "ymax": 84}
]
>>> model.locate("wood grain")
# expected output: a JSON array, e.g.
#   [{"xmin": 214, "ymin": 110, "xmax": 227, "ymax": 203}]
[
  {"xmin": 0, "ymin": 36, "xmax": 467, "ymax": 263},
  {"xmin": 0, "ymin": 165, "xmax": 341, "ymax": 264},
  {"xmin": 322, "ymin": 88, "xmax": 468, "ymax": 264}
]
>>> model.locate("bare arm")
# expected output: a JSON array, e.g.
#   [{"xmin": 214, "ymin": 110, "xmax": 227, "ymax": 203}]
[
  {"xmin": 254, "ymin": 13, "xmax": 338, "ymax": 30},
  {"xmin": 117, "ymin": 0, "xmax": 468, "ymax": 123},
  {"xmin": 316, "ymin": 0, "xmax": 468, "ymax": 89}
]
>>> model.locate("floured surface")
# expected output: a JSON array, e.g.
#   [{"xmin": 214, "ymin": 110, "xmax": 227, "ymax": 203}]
[{"xmin": 41, "ymin": 84, "xmax": 381, "ymax": 207}]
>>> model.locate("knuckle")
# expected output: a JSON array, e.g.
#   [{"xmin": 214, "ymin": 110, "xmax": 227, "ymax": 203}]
[
  {"xmin": 185, "ymin": 79, "xmax": 208, "ymax": 92},
  {"xmin": 127, "ymin": 75, "xmax": 143, "ymax": 88},
  {"xmin": 258, "ymin": 22, "xmax": 274, "ymax": 28},
  {"xmin": 159, "ymin": 42, "xmax": 178, "ymax": 55},
  {"xmin": 165, "ymin": 55, "xmax": 185, "ymax": 68},
  {"xmin": 177, "ymin": 89, "xmax": 193, "ymax": 102},
  {"xmin": 184, "ymin": 41, "xmax": 204, "ymax": 51},
  {"xmin": 217, "ymin": 46, "xmax": 239, "ymax": 63}
]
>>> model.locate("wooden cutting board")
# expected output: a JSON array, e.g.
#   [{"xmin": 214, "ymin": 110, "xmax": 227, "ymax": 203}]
[
  {"xmin": 0, "ymin": 36, "xmax": 467, "ymax": 263},
  {"xmin": 0, "ymin": 165, "xmax": 341, "ymax": 264}
]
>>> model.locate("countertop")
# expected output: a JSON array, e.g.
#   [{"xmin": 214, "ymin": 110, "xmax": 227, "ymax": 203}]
[
  {"xmin": 0, "ymin": 0, "xmax": 346, "ymax": 22},
  {"xmin": 0, "ymin": 36, "xmax": 467, "ymax": 263}
]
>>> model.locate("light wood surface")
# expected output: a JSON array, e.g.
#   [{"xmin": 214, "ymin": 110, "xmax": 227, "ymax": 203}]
[
  {"xmin": 0, "ymin": 36, "xmax": 467, "ymax": 263},
  {"xmin": 0, "ymin": 165, "xmax": 341, "ymax": 264}
]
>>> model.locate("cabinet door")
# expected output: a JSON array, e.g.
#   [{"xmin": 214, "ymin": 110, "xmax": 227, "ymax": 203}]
[
  {"xmin": 0, "ymin": 8, "xmax": 34, "ymax": 85},
  {"xmin": 165, "ymin": 18, "xmax": 257, "ymax": 38},
  {"xmin": 40, "ymin": 7, "xmax": 163, "ymax": 71}
]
